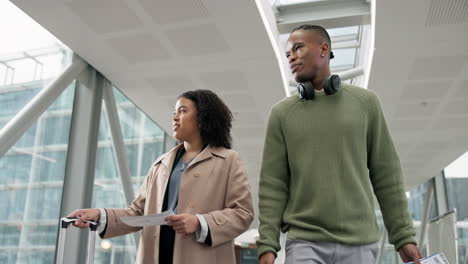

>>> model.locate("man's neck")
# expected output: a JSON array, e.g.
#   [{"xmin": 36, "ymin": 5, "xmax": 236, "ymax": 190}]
[{"xmin": 312, "ymin": 68, "xmax": 331, "ymax": 91}]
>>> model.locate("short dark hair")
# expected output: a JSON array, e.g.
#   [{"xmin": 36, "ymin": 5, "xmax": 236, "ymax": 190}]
[
  {"xmin": 291, "ymin": 24, "xmax": 334, "ymax": 59},
  {"xmin": 178, "ymin": 90, "xmax": 233, "ymax": 149}
]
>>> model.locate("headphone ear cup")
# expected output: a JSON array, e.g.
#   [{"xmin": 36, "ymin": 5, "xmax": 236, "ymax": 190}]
[
  {"xmin": 323, "ymin": 75, "xmax": 341, "ymax": 95},
  {"xmin": 298, "ymin": 81, "xmax": 315, "ymax": 100}
]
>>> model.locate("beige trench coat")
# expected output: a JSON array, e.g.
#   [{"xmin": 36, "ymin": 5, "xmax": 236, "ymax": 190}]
[{"xmin": 102, "ymin": 144, "xmax": 254, "ymax": 264}]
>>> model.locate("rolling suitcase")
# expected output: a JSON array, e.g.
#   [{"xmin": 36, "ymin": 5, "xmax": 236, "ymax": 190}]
[{"xmin": 56, "ymin": 217, "xmax": 98, "ymax": 264}]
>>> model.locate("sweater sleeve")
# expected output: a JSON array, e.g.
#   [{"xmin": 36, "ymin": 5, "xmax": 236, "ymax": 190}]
[
  {"xmin": 257, "ymin": 106, "xmax": 290, "ymax": 258},
  {"xmin": 366, "ymin": 93, "xmax": 416, "ymax": 250}
]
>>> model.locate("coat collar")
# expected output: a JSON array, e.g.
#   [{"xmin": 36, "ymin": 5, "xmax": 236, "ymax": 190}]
[{"xmin": 152, "ymin": 143, "xmax": 228, "ymax": 170}]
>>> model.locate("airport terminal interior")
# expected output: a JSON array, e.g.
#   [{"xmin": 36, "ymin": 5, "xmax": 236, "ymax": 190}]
[{"xmin": 0, "ymin": 0, "xmax": 467, "ymax": 263}]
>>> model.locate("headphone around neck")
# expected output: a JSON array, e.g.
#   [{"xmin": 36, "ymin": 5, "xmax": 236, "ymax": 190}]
[{"xmin": 297, "ymin": 75, "xmax": 341, "ymax": 100}]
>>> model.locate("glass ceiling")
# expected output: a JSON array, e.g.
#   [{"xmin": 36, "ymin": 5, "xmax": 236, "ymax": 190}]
[{"xmin": 279, "ymin": 25, "xmax": 365, "ymax": 85}]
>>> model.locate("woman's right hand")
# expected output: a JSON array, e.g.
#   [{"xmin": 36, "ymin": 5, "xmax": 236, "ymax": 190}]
[{"xmin": 67, "ymin": 209, "xmax": 100, "ymax": 229}]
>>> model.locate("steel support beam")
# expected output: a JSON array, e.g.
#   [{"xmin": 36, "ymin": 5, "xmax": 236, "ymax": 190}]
[
  {"xmin": 276, "ymin": 0, "xmax": 370, "ymax": 34},
  {"xmin": 434, "ymin": 172, "xmax": 449, "ymax": 216},
  {"xmin": 419, "ymin": 181, "xmax": 434, "ymax": 249},
  {"xmin": 102, "ymin": 79, "xmax": 140, "ymax": 247},
  {"xmin": 0, "ymin": 56, "xmax": 87, "ymax": 157},
  {"xmin": 337, "ymin": 66, "xmax": 365, "ymax": 80},
  {"xmin": 55, "ymin": 67, "xmax": 103, "ymax": 264}
]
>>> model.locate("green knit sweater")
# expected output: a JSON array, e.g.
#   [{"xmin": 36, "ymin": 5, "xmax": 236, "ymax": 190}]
[{"xmin": 257, "ymin": 84, "xmax": 416, "ymax": 257}]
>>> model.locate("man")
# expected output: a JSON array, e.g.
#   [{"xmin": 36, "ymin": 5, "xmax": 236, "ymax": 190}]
[{"xmin": 257, "ymin": 25, "xmax": 423, "ymax": 264}]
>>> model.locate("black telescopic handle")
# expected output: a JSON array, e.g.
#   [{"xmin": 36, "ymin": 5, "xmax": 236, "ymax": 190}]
[{"xmin": 60, "ymin": 217, "xmax": 98, "ymax": 231}]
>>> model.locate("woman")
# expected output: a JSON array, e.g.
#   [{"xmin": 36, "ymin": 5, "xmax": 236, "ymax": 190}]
[{"xmin": 69, "ymin": 90, "xmax": 254, "ymax": 264}]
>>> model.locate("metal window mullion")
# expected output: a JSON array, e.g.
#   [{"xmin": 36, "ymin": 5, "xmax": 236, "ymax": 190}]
[
  {"xmin": 55, "ymin": 66, "xmax": 103, "ymax": 264},
  {"xmin": 434, "ymin": 172, "xmax": 449, "ymax": 216},
  {"xmin": 102, "ymin": 79, "xmax": 139, "ymax": 247},
  {"xmin": 418, "ymin": 180, "xmax": 435, "ymax": 250},
  {"xmin": 102, "ymin": 79, "xmax": 135, "ymax": 206},
  {"xmin": 136, "ymin": 116, "xmax": 146, "ymax": 180}
]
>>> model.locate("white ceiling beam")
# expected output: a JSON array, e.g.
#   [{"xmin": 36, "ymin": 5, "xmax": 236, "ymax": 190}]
[{"xmin": 276, "ymin": 0, "xmax": 370, "ymax": 34}]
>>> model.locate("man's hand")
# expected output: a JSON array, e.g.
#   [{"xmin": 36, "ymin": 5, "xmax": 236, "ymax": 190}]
[
  {"xmin": 67, "ymin": 209, "xmax": 100, "ymax": 229},
  {"xmin": 165, "ymin": 214, "xmax": 200, "ymax": 236},
  {"xmin": 398, "ymin": 243, "xmax": 423, "ymax": 264},
  {"xmin": 259, "ymin": 252, "xmax": 275, "ymax": 264}
]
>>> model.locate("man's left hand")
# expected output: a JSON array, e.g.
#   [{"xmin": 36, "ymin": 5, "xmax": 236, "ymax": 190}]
[
  {"xmin": 166, "ymin": 214, "xmax": 200, "ymax": 236},
  {"xmin": 398, "ymin": 243, "xmax": 423, "ymax": 264}
]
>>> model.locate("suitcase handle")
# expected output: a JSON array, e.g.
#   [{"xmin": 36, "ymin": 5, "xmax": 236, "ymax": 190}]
[
  {"xmin": 60, "ymin": 217, "xmax": 98, "ymax": 231},
  {"xmin": 56, "ymin": 217, "xmax": 99, "ymax": 264}
]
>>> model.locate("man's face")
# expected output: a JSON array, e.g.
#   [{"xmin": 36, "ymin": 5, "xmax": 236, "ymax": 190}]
[{"xmin": 286, "ymin": 30, "xmax": 327, "ymax": 83}]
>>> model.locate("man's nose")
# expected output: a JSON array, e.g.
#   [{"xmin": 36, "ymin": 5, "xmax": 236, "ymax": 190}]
[{"xmin": 288, "ymin": 54, "xmax": 296, "ymax": 64}]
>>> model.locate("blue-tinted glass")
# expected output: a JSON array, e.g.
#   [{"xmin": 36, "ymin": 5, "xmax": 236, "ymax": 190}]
[
  {"xmin": 95, "ymin": 147, "xmax": 118, "ymax": 180},
  {"xmin": 0, "ymin": 189, "xmax": 27, "ymax": 221},
  {"xmin": 35, "ymin": 151, "xmax": 68, "ymax": 182},
  {"xmin": 0, "ymin": 225, "xmax": 21, "ymax": 246},
  {"xmin": 0, "ymin": 154, "xmax": 32, "ymax": 184},
  {"xmin": 41, "ymin": 116, "xmax": 72, "ymax": 145},
  {"xmin": 0, "ymin": 88, "xmax": 40, "ymax": 120}
]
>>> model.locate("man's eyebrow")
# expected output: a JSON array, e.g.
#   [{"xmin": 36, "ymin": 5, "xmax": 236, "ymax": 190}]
[{"xmin": 286, "ymin": 42, "xmax": 304, "ymax": 56}]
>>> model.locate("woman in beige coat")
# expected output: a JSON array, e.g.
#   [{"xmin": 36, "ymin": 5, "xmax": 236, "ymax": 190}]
[{"xmin": 69, "ymin": 90, "xmax": 254, "ymax": 264}]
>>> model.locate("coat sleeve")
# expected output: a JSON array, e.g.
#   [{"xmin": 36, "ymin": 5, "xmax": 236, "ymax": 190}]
[
  {"xmin": 101, "ymin": 165, "xmax": 157, "ymax": 239},
  {"xmin": 202, "ymin": 151, "xmax": 254, "ymax": 247}
]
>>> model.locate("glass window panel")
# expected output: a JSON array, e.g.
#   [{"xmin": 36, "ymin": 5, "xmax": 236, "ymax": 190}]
[
  {"xmin": 328, "ymin": 26, "xmax": 359, "ymax": 38},
  {"xmin": 0, "ymin": 84, "xmax": 74, "ymax": 259},
  {"xmin": 142, "ymin": 142, "xmax": 164, "ymax": 175},
  {"xmin": 47, "ymin": 82, "xmax": 76, "ymax": 111},
  {"xmin": 0, "ymin": 1, "xmax": 74, "ymax": 262},
  {"xmin": 95, "ymin": 147, "xmax": 118, "ymax": 180},
  {"xmin": 0, "ymin": 189, "xmax": 27, "ymax": 222},
  {"xmin": 0, "ymin": 251, "xmax": 17, "ymax": 263},
  {"xmin": 35, "ymin": 151, "xmax": 68, "ymax": 182},
  {"xmin": 118, "ymin": 106, "xmax": 140, "ymax": 140},
  {"xmin": 445, "ymin": 151, "xmax": 468, "ymax": 263},
  {"xmin": 93, "ymin": 117, "xmax": 137, "ymax": 262},
  {"xmin": 126, "ymin": 144, "xmax": 139, "ymax": 177},
  {"xmin": 330, "ymin": 48, "xmax": 356, "ymax": 70},
  {"xmin": 91, "ymin": 87, "xmax": 169, "ymax": 262},
  {"xmin": 25, "ymin": 187, "xmax": 62, "ymax": 221},
  {"xmin": 0, "ymin": 88, "xmax": 40, "ymax": 121},
  {"xmin": 0, "ymin": 225, "xmax": 21, "ymax": 246},
  {"xmin": 41, "ymin": 116, "xmax": 72, "ymax": 145},
  {"xmin": 21, "ymin": 224, "xmax": 57, "ymax": 246},
  {"xmin": 0, "ymin": 154, "xmax": 32, "ymax": 185},
  {"xmin": 16, "ymin": 251, "xmax": 55, "ymax": 264},
  {"xmin": 376, "ymin": 178, "xmax": 437, "ymax": 262}
]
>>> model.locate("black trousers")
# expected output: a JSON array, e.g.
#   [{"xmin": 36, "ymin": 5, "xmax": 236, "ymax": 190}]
[{"xmin": 159, "ymin": 225, "xmax": 175, "ymax": 264}]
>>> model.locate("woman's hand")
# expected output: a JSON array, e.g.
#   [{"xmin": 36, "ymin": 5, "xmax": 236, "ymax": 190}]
[
  {"xmin": 67, "ymin": 209, "xmax": 100, "ymax": 229},
  {"xmin": 165, "ymin": 214, "xmax": 200, "ymax": 236}
]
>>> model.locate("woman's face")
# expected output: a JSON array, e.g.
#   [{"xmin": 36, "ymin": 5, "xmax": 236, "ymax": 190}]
[{"xmin": 172, "ymin": 97, "xmax": 200, "ymax": 142}]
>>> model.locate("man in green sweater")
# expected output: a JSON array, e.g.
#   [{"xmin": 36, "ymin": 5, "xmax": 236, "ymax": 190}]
[{"xmin": 257, "ymin": 25, "xmax": 423, "ymax": 264}]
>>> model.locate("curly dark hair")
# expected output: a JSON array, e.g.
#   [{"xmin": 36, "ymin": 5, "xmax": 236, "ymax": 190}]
[{"xmin": 178, "ymin": 90, "xmax": 233, "ymax": 149}]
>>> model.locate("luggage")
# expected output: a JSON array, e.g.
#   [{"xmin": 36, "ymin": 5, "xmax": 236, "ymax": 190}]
[{"xmin": 56, "ymin": 217, "xmax": 98, "ymax": 264}]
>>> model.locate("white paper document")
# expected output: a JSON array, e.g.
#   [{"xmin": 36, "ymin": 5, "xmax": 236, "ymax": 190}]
[
  {"xmin": 120, "ymin": 209, "xmax": 174, "ymax": 227},
  {"xmin": 405, "ymin": 253, "xmax": 449, "ymax": 264}
]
